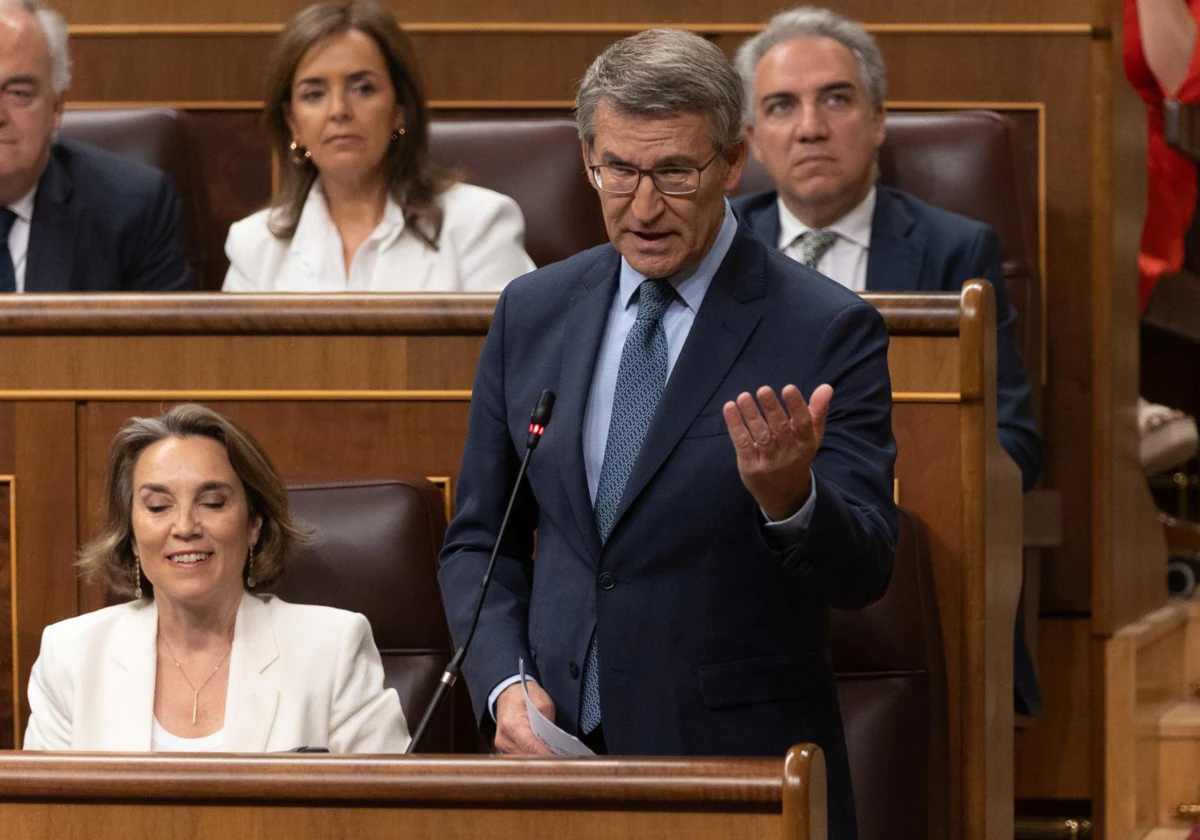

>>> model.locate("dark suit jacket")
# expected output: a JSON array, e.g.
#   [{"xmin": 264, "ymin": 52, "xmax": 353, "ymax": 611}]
[
  {"xmin": 24, "ymin": 140, "xmax": 191, "ymax": 292},
  {"xmin": 438, "ymin": 224, "xmax": 898, "ymax": 840},
  {"xmin": 732, "ymin": 185, "xmax": 1042, "ymax": 491}
]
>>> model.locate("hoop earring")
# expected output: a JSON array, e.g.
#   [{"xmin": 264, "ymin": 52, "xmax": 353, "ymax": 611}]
[
  {"xmin": 288, "ymin": 139, "xmax": 311, "ymax": 165},
  {"xmin": 133, "ymin": 556, "xmax": 143, "ymax": 600},
  {"xmin": 246, "ymin": 547, "xmax": 257, "ymax": 589},
  {"xmin": 391, "ymin": 127, "xmax": 405, "ymax": 141}
]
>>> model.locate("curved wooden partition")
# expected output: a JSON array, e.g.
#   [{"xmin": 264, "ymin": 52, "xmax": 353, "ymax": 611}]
[
  {"xmin": 0, "ymin": 744, "xmax": 827, "ymax": 839},
  {"xmin": 0, "ymin": 286, "xmax": 1018, "ymax": 840}
]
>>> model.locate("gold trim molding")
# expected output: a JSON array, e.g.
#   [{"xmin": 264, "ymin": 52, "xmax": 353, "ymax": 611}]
[
  {"xmin": 0, "ymin": 390, "xmax": 473, "ymax": 401},
  {"xmin": 425, "ymin": 476, "xmax": 454, "ymax": 524},
  {"xmin": 67, "ymin": 22, "xmax": 1105, "ymax": 37}
]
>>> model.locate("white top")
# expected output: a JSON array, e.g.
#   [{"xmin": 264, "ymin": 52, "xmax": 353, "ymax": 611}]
[
  {"xmin": 24, "ymin": 592, "xmax": 410, "ymax": 754},
  {"xmin": 152, "ymin": 716, "xmax": 226, "ymax": 752},
  {"xmin": 2, "ymin": 184, "xmax": 37, "ymax": 292},
  {"xmin": 222, "ymin": 181, "xmax": 536, "ymax": 292},
  {"xmin": 777, "ymin": 187, "xmax": 876, "ymax": 292}
]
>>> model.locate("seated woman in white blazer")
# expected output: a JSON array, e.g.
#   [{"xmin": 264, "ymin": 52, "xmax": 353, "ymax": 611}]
[
  {"xmin": 223, "ymin": 1, "xmax": 535, "ymax": 293},
  {"xmin": 23, "ymin": 403, "xmax": 410, "ymax": 753}
]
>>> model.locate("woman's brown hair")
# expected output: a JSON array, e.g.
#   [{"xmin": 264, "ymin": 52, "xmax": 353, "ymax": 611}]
[
  {"xmin": 262, "ymin": 0, "xmax": 455, "ymax": 246},
  {"xmin": 77, "ymin": 403, "xmax": 309, "ymax": 599}
]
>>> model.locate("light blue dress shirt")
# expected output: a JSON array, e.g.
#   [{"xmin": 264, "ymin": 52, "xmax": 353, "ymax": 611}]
[{"xmin": 488, "ymin": 202, "xmax": 818, "ymax": 720}]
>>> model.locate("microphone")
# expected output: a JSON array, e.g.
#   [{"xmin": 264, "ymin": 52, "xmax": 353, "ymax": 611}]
[{"xmin": 406, "ymin": 389, "xmax": 556, "ymax": 754}]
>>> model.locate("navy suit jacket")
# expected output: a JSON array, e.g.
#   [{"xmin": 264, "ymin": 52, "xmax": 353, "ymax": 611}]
[
  {"xmin": 733, "ymin": 185, "xmax": 1042, "ymax": 491},
  {"xmin": 438, "ymin": 224, "xmax": 898, "ymax": 840},
  {"xmin": 24, "ymin": 140, "xmax": 191, "ymax": 292}
]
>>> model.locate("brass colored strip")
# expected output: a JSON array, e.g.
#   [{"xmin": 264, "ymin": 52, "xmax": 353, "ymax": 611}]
[
  {"xmin": 425, "ymin": 476, "xmax": 454, "ymax": 524},
  {"xmin": 66, "ymin": 22, "xmax": 1104, "ymax": 37},
  {"xmin": 0, "ymin": 390, "xmax": 473, "ymax": 401},
  {"xmin": 892, "ymin": 392, "xmax": 963, "ymax": 403}
]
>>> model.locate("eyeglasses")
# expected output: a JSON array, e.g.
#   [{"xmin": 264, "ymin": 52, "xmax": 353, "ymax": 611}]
[{"xmin": 588, "ymin": 151, "xmax": 722, "ymax": 196}]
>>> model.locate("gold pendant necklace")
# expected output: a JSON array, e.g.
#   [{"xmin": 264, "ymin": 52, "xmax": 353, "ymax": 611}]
[{"xmin": 160, "ymin": 635, "xmax": 232, "ymax": 725}]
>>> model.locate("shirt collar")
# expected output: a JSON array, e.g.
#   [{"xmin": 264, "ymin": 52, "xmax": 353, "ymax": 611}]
[
  {"xmin": 291, "ymin": 179, "xmax": 408, "ymax": 250},
  {"xmin": 777, "ymin": 185, "xmax": 876, "ymax": 251},
  {"xmin": 5, "ymin": 183, "xmax": 38, "ymax": 223},
  {"xmin": 617, "ymin": 200, "xmax": 738, "ymax": 313}
]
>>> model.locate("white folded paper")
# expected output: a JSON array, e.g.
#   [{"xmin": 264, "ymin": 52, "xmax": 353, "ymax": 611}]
[{"xmin": 519, "ymin": 657, "xmax": 595, "ymax": 756}]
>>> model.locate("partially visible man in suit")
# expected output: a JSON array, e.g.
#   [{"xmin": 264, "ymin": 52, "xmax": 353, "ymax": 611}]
[
  {"xmin": 730, "ymin": 7, "xmax": 1043, "ymax": 715},
  {"xmin": 0, "ymin": 0, "xmax": 190, "ymax": 292},
  {"xmin": 439, "ymin": 28, "xmax": 896, "ymax": 840}
]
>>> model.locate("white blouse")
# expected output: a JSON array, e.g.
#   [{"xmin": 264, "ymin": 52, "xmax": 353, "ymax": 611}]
[{"xmin": 222, "ymin": 181, "xmax": 536, "ymax": 293}]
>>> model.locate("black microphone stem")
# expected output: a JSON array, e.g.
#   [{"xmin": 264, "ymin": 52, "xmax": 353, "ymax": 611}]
[{"xmin": 406, "ymin": 390, "xmax": 554, "ymax": 754}]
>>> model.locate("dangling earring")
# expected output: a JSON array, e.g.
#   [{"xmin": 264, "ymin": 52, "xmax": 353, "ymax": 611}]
[
  {"xmin": 289, "ymin": 139, "xmax": 311, "ymax": 165},
  {"xmin": 246, "ymin": 546, "xmax": 257, "ymax": 589},
  {"xmin": 391, "ymin": 127, "xmax": 405, "ymax": 141},
  {"xmin": 133, "ymin": 555, "xmax": 143, "ymax": 600}
]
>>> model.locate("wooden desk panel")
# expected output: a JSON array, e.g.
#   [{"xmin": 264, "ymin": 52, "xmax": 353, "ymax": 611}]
[
  {"xmin": 0, "ymin": 749, "xmax": 827, "ymax": 840},
  {"xmin": 0, "ymin": 288, "xmax": 1016, "ymax": 840}
]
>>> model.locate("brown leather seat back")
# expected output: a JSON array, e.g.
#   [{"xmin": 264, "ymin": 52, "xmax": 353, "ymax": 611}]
[
  {"xmin": 832, "ymin": 510, "xmax": 947, "ymax": 840},
  {"xmin": 270, "ymin": 478, "xmax": 476, "ymax": 753},
  {"xmin": 737, "ymin": 110, "xmax": 1041, "ymax": 397},
  {"xmin": 59, "ymin": 108, "xmax": 209, "ymax": 287},
  {"xmin": 429, "ymin": 118, "xmax": 608, "ymax": 267}
]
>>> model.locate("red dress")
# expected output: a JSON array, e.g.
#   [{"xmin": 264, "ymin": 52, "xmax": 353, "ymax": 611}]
[{"xmin": 1124, "ymin": 0, "xmax": 1200, "ymax": 312}]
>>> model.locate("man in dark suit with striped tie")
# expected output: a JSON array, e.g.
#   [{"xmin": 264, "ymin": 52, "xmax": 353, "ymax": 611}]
[{"xmin": 439, "ymin": 28, "xmax": 897, "ymax": 840}]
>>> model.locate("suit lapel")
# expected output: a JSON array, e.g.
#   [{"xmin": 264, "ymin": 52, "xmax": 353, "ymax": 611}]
[
  {"xmin": 554, "ymin": 250, "xmax": 620, "ymax": 561},
  {"xmin": 223, "ymin": 593, "xmax": 281, "ymax": 752},
  {"xmin": 748, "ymin": 196, "xmax": 782, "ymax": 249},
  {"xmin": 105, "ymin": 600, "xmax": 158, "ymax": 750},
  {"xmin": 25, "ymin": 153, "xmax": 78, "ymax": 292},
  {"xmin": 865, "ymin": 187, "xmax": 926, "ymax": 292},
  {"xmin": 610, "ymin": 228, "xmax": 765, "ymax": 532}
]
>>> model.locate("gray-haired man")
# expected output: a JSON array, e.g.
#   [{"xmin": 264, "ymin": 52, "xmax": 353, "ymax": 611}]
[
  {"xmin": 439, "ymin": 27, "xmax": 897, "ymax": 840},
  {"xmin": 730, "ymin": 6, "xmax": 1043, "ymax": 716},
  {"xmin": 0, "ymin": 0, "xmax": 190, "ymax": 291}
]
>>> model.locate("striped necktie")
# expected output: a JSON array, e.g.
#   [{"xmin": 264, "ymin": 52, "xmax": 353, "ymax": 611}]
[{"xmin": 580, "ymin": 278, "xmax": 675, "ymax": 734}]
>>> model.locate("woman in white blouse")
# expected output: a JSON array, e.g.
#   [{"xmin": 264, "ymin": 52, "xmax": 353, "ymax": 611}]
[
  {"xmin": 23, "ymin": 404, "xmax": 410, "ymax": 753},
  {"xmin": 223, "ymin": 1, "xmax": 535, "ymax": 292}
]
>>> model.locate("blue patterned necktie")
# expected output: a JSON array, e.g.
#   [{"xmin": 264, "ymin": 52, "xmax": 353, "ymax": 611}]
[
  {"xmin": 580, "ymin": 278, "xmax": 675, "ymax": 734},
  {"xmin": 0, "ymin": 208, "xmax": 17, "ymax": 294}
]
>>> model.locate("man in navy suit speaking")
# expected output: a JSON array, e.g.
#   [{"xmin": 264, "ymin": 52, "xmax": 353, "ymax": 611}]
[
  {"xmin": 0, "ymin": 0, "xmax": 190, "ymax": 292},
  {"xmin": 729, "ymin": 7, "xmax": 1043, "ymax": 715},
  {"xmin": 438, "ymin": 28, "xmax": 897, "ymax": 840}
]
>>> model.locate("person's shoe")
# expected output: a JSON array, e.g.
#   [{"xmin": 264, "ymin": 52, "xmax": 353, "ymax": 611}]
[{"xmin": 1139, "ymin": 397, "xmax": 1199, "ymax": 476}]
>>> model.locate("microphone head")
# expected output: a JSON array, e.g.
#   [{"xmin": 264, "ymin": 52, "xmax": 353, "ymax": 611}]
[{"xmin": 531, "ymin": 390, "xmax": 556, "ymax": 426}]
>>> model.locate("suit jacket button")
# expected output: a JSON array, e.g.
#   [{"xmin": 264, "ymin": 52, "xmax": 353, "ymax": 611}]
[
  {"xmin": 598, "ymin": 572, "xmax": 616, "ymax": 590},
  {"xmin": 569, "ymin": 662, "xmax": 580, "ymax": 679}
]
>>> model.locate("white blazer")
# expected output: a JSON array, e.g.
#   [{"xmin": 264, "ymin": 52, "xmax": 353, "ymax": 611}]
[
  {"xmin": 222, "ymin": 181, "xmax": 536, "ymax": 292},
  {"xmin": 23, "ymin": 592, "xmax": 411, "ymax": 753}
]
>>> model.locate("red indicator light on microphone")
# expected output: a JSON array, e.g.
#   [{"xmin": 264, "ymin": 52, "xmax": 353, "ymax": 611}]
[{"xmin": 528, "ymin": 423, "xmax": 545, "ymax": 436}]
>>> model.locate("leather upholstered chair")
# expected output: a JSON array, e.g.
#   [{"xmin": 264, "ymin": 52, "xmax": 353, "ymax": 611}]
[
  {"xmin": 60, "ymin": 108, "xmax": 210, "ymax": 288},
  {"xmin": 832, "ymin": 509, "xmax": 947, "ymax": 840},
  {"xmin": 429, "ymin": 118, "xmax": 608, "ymax": 267},
  {"xmin": 268, "ymin": 478, "xmax": 477, "ymax": 753},
  {"xmin": 735, "ymin": 110, "xmax": 1041, "ymax": 400}
]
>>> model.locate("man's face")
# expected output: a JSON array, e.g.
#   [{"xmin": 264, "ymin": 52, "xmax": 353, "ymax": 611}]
[
  {"xmin": 0, "ymin": 9, "xmax": 62, "ymax": 204},
  {"xmin": 745, "ymin": 37, "xmax": 884, "ymax": 228},
  {"xmin": 583, "ymin": 102, "xmax": 746, "ymax": 279}
]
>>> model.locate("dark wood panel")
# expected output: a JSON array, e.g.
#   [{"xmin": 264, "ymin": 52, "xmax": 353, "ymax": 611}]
[
  {"xmin": 0, "ymin": 481, "xmax": 12, "ymax": 750},
  {"xmin": 11, "ymin": 404, "xmax": 78, "ymax": 740}
]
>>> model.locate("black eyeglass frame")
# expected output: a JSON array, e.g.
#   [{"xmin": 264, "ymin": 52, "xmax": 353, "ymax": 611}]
[{"xmin": 587, "ymin": 151, "xmax": 723, "ymax": 196}]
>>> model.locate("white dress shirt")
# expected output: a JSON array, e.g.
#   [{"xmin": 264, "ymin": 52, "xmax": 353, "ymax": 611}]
[
  {"xmin": 778, "ymin": 187, "xmax": 876, "ymax": 291},
  {"xmin": 223, "ymin": 181, "xmax": 535, "ymax": 292},
  {"xmin": 3, "ymin": 185, "xmax": 38, "ymax": 293}
]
